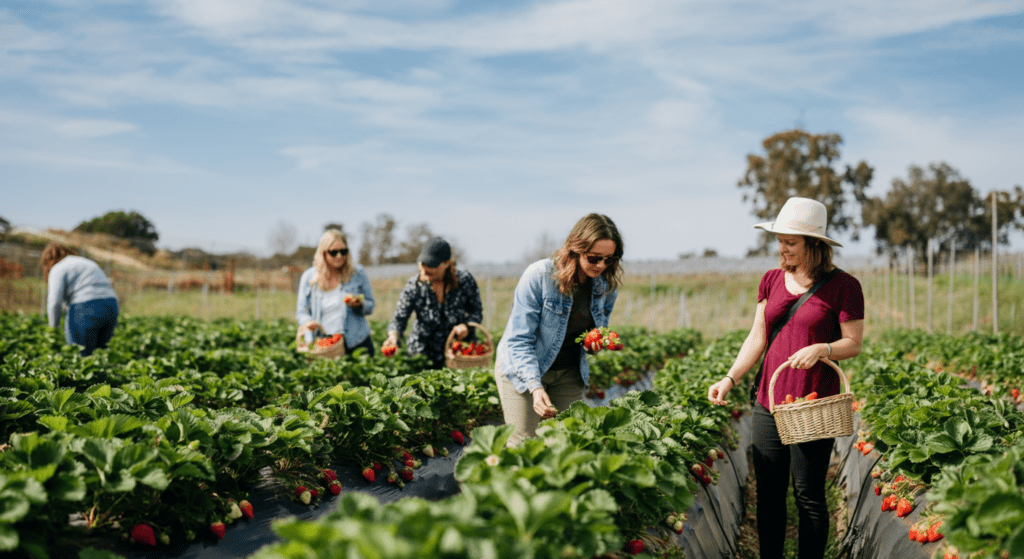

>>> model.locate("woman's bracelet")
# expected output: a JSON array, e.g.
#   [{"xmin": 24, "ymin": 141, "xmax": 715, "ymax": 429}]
[
  {"xmin": 825, "ymin": 342, "xmax": 833, "ymax": 358},
  {"xmin": 723, "ymin": 376, "xmax": 735, "ymax": 388}
]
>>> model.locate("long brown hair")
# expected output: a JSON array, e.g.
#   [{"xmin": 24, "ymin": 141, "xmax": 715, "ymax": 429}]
[
  {"xmin": 40, "ymin": 242, "xmax": 76, "ymax": 282},
  {"xmin": 780, "ymin": 236, "xmax": 834, "ymax": 281},
  {"xmin": 311, "ymin": 229, "xmax": 354, "ymax": 290},
  {"xmin": 551, "ymin": 214, "xmax": 624, "ymax": 295}
]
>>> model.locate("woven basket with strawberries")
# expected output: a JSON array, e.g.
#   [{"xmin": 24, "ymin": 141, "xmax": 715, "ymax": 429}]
[
  {"xmin": 444, "ymin": 322, "xmax": 493, "ymax": 369},
  {"xmin": 768, "ymin": 358, "xmax": 854, "ymax": 445},
  {"xmin": 296, "ymin": 325, "xmax": 346, "ymax": 359}
]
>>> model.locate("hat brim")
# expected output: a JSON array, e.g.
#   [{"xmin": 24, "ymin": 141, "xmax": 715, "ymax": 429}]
[{"xmin": 754, "ymin": 222, "xmax": 843, "ymax": 247}]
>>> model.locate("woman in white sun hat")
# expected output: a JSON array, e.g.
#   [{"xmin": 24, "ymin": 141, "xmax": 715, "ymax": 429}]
[{"xmin": 707, "ymin": 196, "xmax": 864, "ymax": 559}]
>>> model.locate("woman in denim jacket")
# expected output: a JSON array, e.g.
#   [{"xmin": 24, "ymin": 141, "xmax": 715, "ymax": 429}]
[
  {"xmin": 495, "ymin": 214, "xmax": 623, "ymax": 446},
  {"xmin": 296, "ymin": 229, "xmax": 376, "ymax": 355}
]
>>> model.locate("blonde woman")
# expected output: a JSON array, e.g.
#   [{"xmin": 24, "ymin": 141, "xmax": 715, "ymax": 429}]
[
  {"xmin": 41, "ymin": 242, "xmax": 119, "ymax": 356},
  {"xmin": 383, "ymin": 238, "xmax": 483, "ymax": 368},
  {"xmin": 296, "ymin": 229, "xmax": 376, "ymax": 355},
  {"xmin": 495, "ymin": 214, "xmax": 623, "ymax": 446}
]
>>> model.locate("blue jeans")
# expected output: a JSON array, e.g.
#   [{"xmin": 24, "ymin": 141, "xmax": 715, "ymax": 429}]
[
  {"xmin": 751, "ymin": 402, "xmax": 833, "ymax": 559},
  {"xmin": 65, "ymin": 298, "xmax": 119, "ymax": 356}
]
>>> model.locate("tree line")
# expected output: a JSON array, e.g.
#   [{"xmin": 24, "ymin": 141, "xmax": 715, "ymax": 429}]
[{"xmin": 738, "ymin": 129, "xmax": 1024, "ymax": 261}]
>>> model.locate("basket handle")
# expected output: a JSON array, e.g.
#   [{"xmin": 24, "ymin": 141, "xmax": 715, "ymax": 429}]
[
  {"xmin": 445, "ymin": 322, "xmax": 493, "ymax": 357},
  {"xmin": 767, "ymin": 357, "xmax": 850, "ymax": 413}
]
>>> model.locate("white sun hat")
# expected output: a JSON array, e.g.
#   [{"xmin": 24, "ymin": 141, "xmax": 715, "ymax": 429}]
[{"xmin": 754, "ymin": 197, "xmax": 842, "ymax": 247}]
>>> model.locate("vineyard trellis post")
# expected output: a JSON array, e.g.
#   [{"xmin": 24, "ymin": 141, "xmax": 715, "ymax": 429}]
[
  {"xmin": 927, "ymin": 238, "xmax": 934, "ymax": 333},
  {"xmin": 973, "ymin": 246, "xmax": 980, "ymax": 331},
  {"xmin": 908, "ymin": 248, "xmax": 916, "ymax": 329},
  {"xmin": 947, "ymin": 242, "xmax": 955, "ymax": 335},
  {"xmin": 992, "ymin": 191, "xmax": 999, "ymax": 334}
]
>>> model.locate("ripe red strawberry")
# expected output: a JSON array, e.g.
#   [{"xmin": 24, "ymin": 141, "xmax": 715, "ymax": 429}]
[
  {"xmin": 927, "ymin": 522, "xmax": 944, "ymax": 542},
  {"xmin": 731, "ymin": 409, "xmax": 741, "ymax": 419},
  {"xmin": 896, "ymin": 498, "xmax": 913, "ymax": 517},
  {"xmin": 783, "ymin": 394, "xmax": 795, "ymax": 405},
  {"xmin": 296, "ymin": 486, "xmax": 312, "ymax": 505},
  {"xmin": 452, "ymin": 430, "xmax": 465, "ymax": 445},
  {"xmin": 702, "ymin": 474, "xmax": 712, "ymax": 484},
  {"xmin": 625, "ymin": 539, "xmax": 645, "ymax": 555},
  {"xmin": 908, "ymin": 526, "xmax": 919, "ymax": 541},
  {"xmin": 1012, "ymin": 388, "xmax": 1021, "ymax": 400},
  {"xmin": 239, "ymin": 500, "xmax": 253, "ymax": 520},
  {"xmin": 328, "ymin": 480, "xmax": 342, "ymax": 495},
  {"xmin": 705, "ymin": 449, "xmax": 718, "ymax": 467},
  {"xmin": 475, "ymin": 343, "xmax": 487, "ymax": 355},
  {"xmin": 943, "ymin": 547, "xmax": 958, "ymax": 559},
  {"xmin": 881, "ymin": 494, "xmax": 897, "ymax": 512},
  {"xmin": 400, "ymin": 467, "xmax": 414, "ymax": 482},
  {"xmin": 690, "ymin": 463, "xmax": 704, "ymax": 477},
  {"xmin": 717, "ymin": 449, "xmax": 726, "ymax": 460},
  {"xmin": 404, "ymin": 458, "xmax": 415, "ymax": 468},
  {"xmin": 387, "ymin": 471, "xmax": 399, "ymax": 484},
  {"xmin": 210, "ymin": 521, "xmax": 226, "ymax": 539},
  {"xmin": 862, "ymin": 442, "xmax": 874, "ymax": 455},
  {"xmin": 362, "ymin": 467, "xmax": 376, "ymax": 483},
  {"xmin": 373, "ymin": 462, "xmax": 382, "ymax": 471},
  {"xmin": 382, "ymin": 345, "xmax": 397, "ymax": 357},
  {"xmin": 130, "ymin": 523, "xmax": 157, "ymax": 546},
  {"xmin": 874, "ymin": 485, "xmax": 881, "ymax": 496},
  {"xmin": 320, "ymin": 468, "xmax": 337, "ymax": 483},
  {"xmin": 916, "ymin": 526, "xmax": 929, "ymax": 543},
  {"xmin": 451, "ymin": 341, "xmax": 462, "ymax": 351},
  {"xmin": 805, "ymin": 391, "xmax": 818, "ymax": 401},
  {"xmin": 310, "ymin": 489, "xmax": 319, "ymax": 499}
]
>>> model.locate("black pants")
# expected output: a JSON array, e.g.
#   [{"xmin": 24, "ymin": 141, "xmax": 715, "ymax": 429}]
[
  {"xmin": 346, "ymin": 336, "xmax": 375, "ymax": 357},
  {"xmin": 751, "ymin": 402, "xmax": 833, "ymax": 559}
]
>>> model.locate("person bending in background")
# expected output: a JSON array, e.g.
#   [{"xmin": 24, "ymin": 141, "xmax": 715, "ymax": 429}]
[
  {"xmin": 495, "ymin": 213, "xmax": 623, "ymax": 447},
  {"xmin": 707, "ymin": 197, "xmax": 864, "ymax": 559},
  {"xmin": 41, "ymin": 242, "xmax": 119, "ymax": 356},
  {"xmin": 296, "ymin": 229, "xmax": 376, "ymax": 356},
  {"xmin": 383, "ymin": 237, "xmax": 483, "ymax": 368}
]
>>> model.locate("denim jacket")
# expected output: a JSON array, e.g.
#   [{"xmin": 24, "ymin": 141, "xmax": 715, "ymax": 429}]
[
  {"xmin": 295, "ymin": 265, "xmax": 375, "ymax": 346},
  {"xmin": 496, "ymin": 259, "xmax": 617, "ymax": 393}
]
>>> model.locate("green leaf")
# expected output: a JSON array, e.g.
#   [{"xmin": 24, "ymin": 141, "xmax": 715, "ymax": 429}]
[
  {"xmin": 973, "ymin": 493, "xmax": 1024, "ymax": 535},
  {"xmin": 0, "ymin": 524, "xmax": 19, "ymax": 551},
  {"xmin": 37, "ymin": 415, "xmax": 69, "ymax": 432}
]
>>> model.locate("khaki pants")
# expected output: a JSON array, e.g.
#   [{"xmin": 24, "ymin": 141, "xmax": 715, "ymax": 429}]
[{"xmin": 495, "ymin": 363, "xmax": 585, "ymax": 447}]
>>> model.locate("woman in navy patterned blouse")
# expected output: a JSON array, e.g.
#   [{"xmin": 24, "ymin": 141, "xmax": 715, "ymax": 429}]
[{"xmin": 383, "ymin": 238, "xmax": 483, "ymax": 368}]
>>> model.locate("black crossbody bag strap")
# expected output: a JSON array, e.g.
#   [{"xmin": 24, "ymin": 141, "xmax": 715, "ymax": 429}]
[{"xmin": 749, "ymin": 268, "xmax": 841, "ymax": 403}]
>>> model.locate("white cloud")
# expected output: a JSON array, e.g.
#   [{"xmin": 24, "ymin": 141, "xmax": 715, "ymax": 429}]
[{"xmin": 55, "ymin": 119, "xmax": 138, "ymax": 138}]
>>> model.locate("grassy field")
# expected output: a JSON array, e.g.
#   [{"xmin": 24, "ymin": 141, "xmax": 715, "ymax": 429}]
[{"xmin": 5, "ymin": 266, "xmax": 1023, "ymax": 340}]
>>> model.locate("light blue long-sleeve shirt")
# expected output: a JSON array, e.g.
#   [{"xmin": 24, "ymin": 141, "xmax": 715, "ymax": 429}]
[
  {"xmin": 47, "ymin": 256, "xmax": 118, "ymax": 328},
  {"xmin": 295, "ymin": 265, "xmax": 375, "ymax": 345}
]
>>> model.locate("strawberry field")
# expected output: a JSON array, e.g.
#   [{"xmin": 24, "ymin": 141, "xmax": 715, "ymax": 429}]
[{"xmin": 3, "ymin": 310, "xmax": 1024, "ymax": 559}]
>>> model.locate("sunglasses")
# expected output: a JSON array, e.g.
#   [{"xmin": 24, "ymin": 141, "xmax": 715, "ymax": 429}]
[
  {"xmin": 583, "ymin": 253, "xmax": 618, "ymax": 265},
  {"xmin": 326, "ymin": 248, "xmax": 349, "ymax": 257}
]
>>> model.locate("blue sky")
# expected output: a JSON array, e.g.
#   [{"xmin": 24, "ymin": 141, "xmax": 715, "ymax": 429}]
[{"xmin": 3, "ymin": 0, "xmax": 1023, "ymax": 263}]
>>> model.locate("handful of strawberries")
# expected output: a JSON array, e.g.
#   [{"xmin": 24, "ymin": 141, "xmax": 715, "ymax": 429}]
[
  {"xmin": 575, "ymin": 327, "xmax": 624, "ymax": 353},
  {"xmin": 342, "ymin": 293, "xmax": 365, "ymax": 305}
]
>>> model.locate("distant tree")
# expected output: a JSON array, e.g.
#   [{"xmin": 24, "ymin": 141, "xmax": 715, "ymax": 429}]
[
  {"xmin": 358, "ymin": 213, "xmax": 463, "ymax": 265},
  {"xmin": 359, "ymin": 214, "xmax": 397, "ymax": 265},
  {"xmin": 738, "ymin": 129, "xmax": 873, "ymax": 255},
  {"xmin": 863, "ymin": 162, "xmax": 1024, "ymax": 260},
  {"xmin": 702, "ymin": 248, "xmax": 718, "ymax": 258},
  {"xmin": 521, "ymin": 232, "xmax": 561, "ymax": 264},
  {"xmin": 0, "ymin": 215, "xmax": 10, "ymax": 239},
  {"xmin": 74, "ymin": 210, "xmax": 159, "ymax": 255},
  {"xmin": 267, "ymin": 220, "xmax": 298, "ymax": 257},
  {"xmin": 323, "ymin": 222, "xmax": 345, "ymax": 232}
]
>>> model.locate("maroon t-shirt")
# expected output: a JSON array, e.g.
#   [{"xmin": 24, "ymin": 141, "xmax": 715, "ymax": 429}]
[{"xmin": 756, "ymin": 268, "xmax": 864, "ymax": 409}]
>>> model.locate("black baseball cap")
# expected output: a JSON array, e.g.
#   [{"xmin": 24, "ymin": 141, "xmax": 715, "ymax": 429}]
[{"xmin": 418, "ymin": 238, "xmax": 451, "ymax": 267}]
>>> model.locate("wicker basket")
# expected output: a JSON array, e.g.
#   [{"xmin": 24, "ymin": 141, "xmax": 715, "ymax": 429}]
[
  {"xmin": 296, "ymin": 325, "xmax": 346, "ymax": 359},
  {"xmin": 768, "ymin": 358, "xmax": 854, "ymax": 445},
  {"xmin": 444, "ymin": 322, "xmax": 494, "ymax": 369}
]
